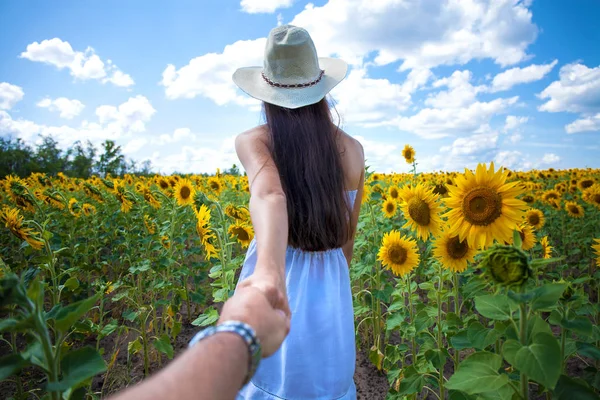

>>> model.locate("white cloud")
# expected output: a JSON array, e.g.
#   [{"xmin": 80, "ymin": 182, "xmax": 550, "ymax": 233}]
[
  {"xmin": 426, "ymin": 70, "xmax": 486, "ymax": 109},
  {"xmin": 565, "ymin": 113, "xmax": 600, "ymax": 134},
  {"xmin": 1, "ymin": 96, "xmax": 155, "ymax": 149},
  {"xmin": 490, "ymin": 60, "xmax": 557, "ymax": 92},
  {"xmin": 155, "ymin": 127, "xmax": 197, "ymax": 145},
  {"xmin": 122, "ymin": 138, "xmax": 149, "ymax": 155},
  {"xmin": 332, "ymin": 68, "xmax": 411, "ymax": 124},
  {"xmin": 36, "ymin": 97, "xmax": 85, "ymax": 119},
  {"xmin": 440, "ymin": 130, "xmax": 498, "ymax": 156},
  {"xmin": 153, "ymin": 136, "xmax": 239, "ymax": 174},
  {"xmin": 95, "ymin": 95, "xmax": 155, "ymax": 134},
  {"xmin": 20, "ymin": 38, "xmax": 134, "ymax": 87},
  {"xmin": 541, "ymin": 153, "xmax": 560, "ymax": 164},
  {"xmin": 495, "ymin": 150, "xmax": 527, "ymax": 169},
  {"xmin": 503, "ymin": 115, "xmax": 529, "ymax": 132},
  {"xmin": 508, "ymin": 132, "xmax": 523, "ymax": 144},
  {"xmin": 538, "ymin": 62, "xmax": 600, "ymax": 114},
  {"xmin": 0, "ymin": 82, "xmax": 24, "ymax": 110},
  {"xmin": 161, "ymin": 38, "xmax": 264, "ymax": 107},
  {"xmin": 372, "ymin": 95, "xmax": 518, "ymax": 139},
  {"xmin": 290, "ymin": 0, "xmax": 538, "ymax": 69},
  {"xmin": 240, "ymin": 0, "xmax": 293, "ymax": 14}
]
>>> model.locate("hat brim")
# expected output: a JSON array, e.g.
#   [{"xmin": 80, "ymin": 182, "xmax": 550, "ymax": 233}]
[{"xmin": 232, "ymin": 57, "xmax": 348, "ymax": 109}]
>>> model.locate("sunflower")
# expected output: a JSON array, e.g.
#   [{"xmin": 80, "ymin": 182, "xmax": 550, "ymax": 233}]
[
  {"xmin": 432, "ymin": 183, "xmax": 449, "ymax": 197},
  {"xmin": 578, "ymin": 177, "xmax": 595, "ymax": 191},
  {"xmin": 584, "ymin": 187, "xmax": 600, "ymax": 209},
  {"xmin": 371, "ymin": 173, "xmax": 383, "ymax": 182},
  {"xmin": 399, "ymin": 183, "xmax": 443, "ymax": 240},
  {"xmin": 388, "ymin": 186, "xmax": 401, "ymax": 202},
  {"xmin": 402, "ymin": 145, "xmax": 415, "ymax": 164},
  {"xmin": 161, "ymin": 235, "xmax": 171, "ymax": 250},
  {"xmin": 207, "ymin": 177, "xmax": 223, "ymax": 196},
  {"xmin": 174, "ymin": 178, "xmax": 195, "ymax": 207},
  {"xmin": 68, "ymin": 198, "xmax": 82, "ymax": 218},
  {"xmin": 514, "ymin": 223, "xmax": 536, "ymax": 251},
  {"xmin": 225, "ymin": 205, "xmax": 251, "ymax": 222},
  {"xmin": 144, "ymin": 215, "xmax": 156, "ymax": 234},
  {"xmin": 113, "ymin": 180, "xmax": 135, "ymax": 212},
  {"xmin": 432, "ymin": 232, "xmax": 476, "ymax": 273},
  {"xmin": 592, "ymin": 238, "xmax": 600, "ymax": 267},
  {"xmin": 377, "ymin": 230, "xmax": 419, "ymax": 276},
  {"xmin": 524, "ymin": 208, "xmax": 545, "ymax": 230},
  {"xmin": 82, "ymin": 203, "xmax": 96, "ymax": 216},
  {"xmin": 565, "ymin": 201, "xmax": 584, "ymax": 218},
  {"xmin": 195, "ymin": 204, "xmax": 218, "ymax": 259},
  {"xmin": 444, "ymin": 162, "xmax": 527, "ymax": 249},
  {"xmin": 382, "ymin": 199, "xmax": 397, "ymax": 218},
  {"xmin": 0, "ymin": 206, "xmax": 44, "ymax": 250},
  {"xmin": 540, "ymin": 236, "xmax": 553, "ymax": 259},
  {"xmin": 542, "ymin": 190, "xmax": 561, "ymax": 203},
  {"xmin": 522, "ymin": 194, "xmax": 535, "ymax": 204},
  {"xmin": 157, "ymin": 177, "xmax": 170, "ymax": 191},
  {"xmin": 228, "ymin": 222, "xmax": 254, "ymax": 248}
]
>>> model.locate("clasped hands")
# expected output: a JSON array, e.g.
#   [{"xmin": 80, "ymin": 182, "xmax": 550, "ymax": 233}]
[{"xmin": 219, "ymin": 266, "xmax": 291, "ymax": 357}]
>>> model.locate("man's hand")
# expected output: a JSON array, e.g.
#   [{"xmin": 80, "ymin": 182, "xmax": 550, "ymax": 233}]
[
  {"xmin": 219, "ymin": 285, "xmax": 290, "ymax": 357},
  {"xmin": 236, "ymin": 268, "xmax": 292, "ymax": 318}
]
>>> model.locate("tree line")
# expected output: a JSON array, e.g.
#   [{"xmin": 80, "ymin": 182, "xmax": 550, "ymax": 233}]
[
  {"xmin": 1, "ymin": 135, "xmax": 242, "ymax": 178},
  {"xmin": 1, "ymin": 136, "xmax": 152, "ymax": 178}
]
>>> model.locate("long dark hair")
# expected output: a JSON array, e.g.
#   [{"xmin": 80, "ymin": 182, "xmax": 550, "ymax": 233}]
[{"xmin": 264, "ymin": 97, "xmax": 350, "ymax": 252}]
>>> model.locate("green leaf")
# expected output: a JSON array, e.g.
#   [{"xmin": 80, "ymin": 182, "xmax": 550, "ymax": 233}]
[
  {"xmin": 527, "ymin": 315, "xmax": 553, "ymax": 343},
  {"xmin": 474, "ymin": 294, "xmax": 513, "ymax": 321},
  {"xmin": 450, "ymin": 330, "xmax": 472, "ymax": 350},
  {"xmin": 386, "ymin": 312, "xmax": 406, "ymax": 332},
  {"xmin": 153, "ymin": 334, "xmax": 174, "ymax": 359},
  {"xmin": 369, "ymin": 345, "xmax": 384, "ymax": 370},
  {"xmin": 512, "ymin": 229, "xmax": 522, "ymax": 249},
  {"xmin": 0, "ymin": 317, "xmax": 34, "ymax": 333},
  {"xmin": 446, "ymin": 351, "xmax": 509, "ymax": 395},
  {"xmin": 63, "ymin": 277, "xmax": 80, "ymax": 291},
  {"xmin": 467, "ymin": 321, "xmax": 501, "ymax": 350},
  {"xmin": 425, "ymin": 348, "xmax": 448, "ymax": 370},
  {"xmin": 577, "ymin": 342, "xmax": 600, "ymax": 360},
  {"xmin": 448, "ymin": 391, "xmax": 477, "ymax": 400},
  {"xmin": 553, "ymin": 375, "xmax": 598, "ymax": 400},
  {"xmin": 52, "ymin": 294, "xmax": 100, "ymax": 333},
  {"xmin": 0, "ymin": 353, "xmax": 28, "ymax": 381},
  {"xmin": 530, "ymin": 257, "xmax": 565, "ymax": 268},
  {"xmin": 504, "ymin": 333, "xmax": 561, "ymax": 389},
  {"xmin": 395, "ymin": 365, "xmax": 427, "ymax": 396},
  {"xmin": 561, "ymin": 317, "xmax": 593, "ymax": 337},
  {"xmin": 530, "ymin": 283, "xmax": 568, "ymax": 312},
  {"xmin": 46, "ymin": 347, "xmax": 106, "ymax": 392},
  {"xmin": 128, "ymin": 338, "xmax": 143, "ymax": 355},
  {"xmin": 191, "ymin": 307, "xmax": 219, "ymax": 327}
]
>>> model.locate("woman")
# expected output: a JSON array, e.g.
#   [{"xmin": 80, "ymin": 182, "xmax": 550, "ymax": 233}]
[{"xmin": 232, "ymin": 25, "xmax": 365, "ymax": 399}]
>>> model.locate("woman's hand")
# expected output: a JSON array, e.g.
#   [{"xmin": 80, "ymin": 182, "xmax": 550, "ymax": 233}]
[{"xmin": 237, "ymin": 267, "xmax": 291, "ymax": 319}]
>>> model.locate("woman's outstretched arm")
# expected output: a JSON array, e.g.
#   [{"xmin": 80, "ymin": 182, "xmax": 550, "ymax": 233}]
[{"xmin": 235, "ymin": 126, "xmax": 291, "ymax": 316}]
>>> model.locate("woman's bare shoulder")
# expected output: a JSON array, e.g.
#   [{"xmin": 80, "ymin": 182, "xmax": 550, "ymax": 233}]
[{"xmin": 337, "ymin": 127, "xmax": 364, "ymax": 163}]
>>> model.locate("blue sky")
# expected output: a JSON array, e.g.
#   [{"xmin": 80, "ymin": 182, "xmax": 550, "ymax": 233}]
[{"xmin": 1, "ymin": 0, "xmax": 599, "ymax": 174}]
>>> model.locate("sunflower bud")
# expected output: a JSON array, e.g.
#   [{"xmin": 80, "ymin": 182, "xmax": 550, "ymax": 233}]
[
  {"xmin": 480, "ymin": 245, "xmax": 531, "ymax": 287},
  {"xmin": 560, "ymin": 284, "xmax": 573, "ymax": 302}
]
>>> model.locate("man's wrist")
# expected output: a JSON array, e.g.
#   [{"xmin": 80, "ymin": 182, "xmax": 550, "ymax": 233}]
[{"xmin": 206, "ymin": 332, "xmax": 249, "ymax": 374}]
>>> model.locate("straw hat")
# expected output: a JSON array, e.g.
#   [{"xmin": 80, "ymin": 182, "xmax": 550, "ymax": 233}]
[{"xmin": 232, "ymin": 25, "xmax": 348, "ymax": 109}]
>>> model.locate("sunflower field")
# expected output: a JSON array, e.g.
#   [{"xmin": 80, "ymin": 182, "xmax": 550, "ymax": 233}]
[{"xmin": 1, "ymin": 157, "xmax": 600, "ymax": 399}]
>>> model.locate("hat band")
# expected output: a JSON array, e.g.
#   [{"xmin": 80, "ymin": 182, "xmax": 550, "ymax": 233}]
[{"xmin": 261, "ymin": 70, "xmax": 325, "ymax": 88}]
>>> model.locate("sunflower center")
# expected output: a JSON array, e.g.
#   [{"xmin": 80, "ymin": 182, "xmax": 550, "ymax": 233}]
[
  {"xmin": 581, "ymin": 179, "xmax": 594, "ymax": 189},
  {"xmin": 446, "ymin": 236, "xmax": 469, "ymax": 260},
  {"xmin": 462, "ymin": 186, "xmax": 502, "ymax": 226},
  {"xmin": 160, "ymin": 180, "xmax": 169, "ymax": 189},
  {"xmin": 405, "ymin": 151, "xmax": 413, "ymax": 159},
  {"xmin": 390, "ymin": 188, "xmax": 399, "ymax": 199},
  {"xmin": 388, "ymin": 244, "xmax": 408, "ymax": 265},
  {"xmin": 568, "ymin": 204, "xmax": 580, "ymax": 214},
  {"xmin": 386, "ymin": 202, "xmax": 395, "ymax": 213},
  {"xmin": 180, "ymin": 186, "xmax": 191, "ymax": 199},
  {"xmin": 528, "ymin": 213, "xmax": 540, "ymax": 226},
  {"xmin": 523, "ymin": 195, "xmax": 534, "ymax": 203},
  {"xmin": 233, "ymin": 227, "xmax": 250, "ymax": 241},
  {"xmin": 433, "ymin": 184, "xmax": 448, "ymax": 196},
  {"xmin": 407, "ymin": 197, "xmax": 431, "ymax": 226},
  {"xmin": 210, "ymin": 182, "xmax": 220, "ymax": 190},
  {"xmin": 592, "ymin": 193, "xmax": 600, "ymax": 204},
  {"xmin": 519, "ymin": 229, "xmax": 525, "ymax": 242}
]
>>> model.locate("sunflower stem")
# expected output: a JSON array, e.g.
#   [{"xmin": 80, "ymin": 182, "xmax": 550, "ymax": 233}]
[{"xmin": 519, "ymin": 302, "xmax": 528, "ymax": 400}]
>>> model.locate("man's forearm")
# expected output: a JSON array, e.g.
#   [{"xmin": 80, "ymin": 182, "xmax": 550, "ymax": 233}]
[{"xmin": 110, "ymin": 333, "xmax": 248, "ymax": 400}]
